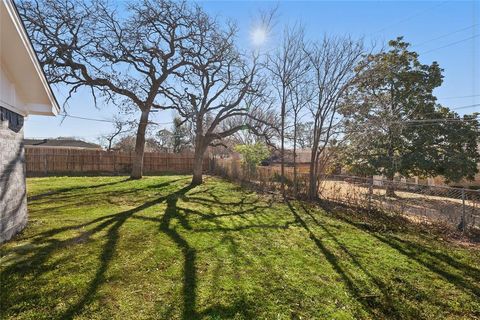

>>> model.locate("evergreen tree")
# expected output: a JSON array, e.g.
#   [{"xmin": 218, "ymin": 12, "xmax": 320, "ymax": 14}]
[{"xmin": 341, "ymin": 37, "xmax": 479, "ymax": 196}]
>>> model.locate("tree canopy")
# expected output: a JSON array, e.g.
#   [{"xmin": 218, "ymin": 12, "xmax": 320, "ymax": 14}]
[
  {"xmin": 234, "ymin": 143, "xmax": 270, "ymax": 174},
  {"xmin": 340, "ymin": 37, "xmax": 479, "ymax": 188}
]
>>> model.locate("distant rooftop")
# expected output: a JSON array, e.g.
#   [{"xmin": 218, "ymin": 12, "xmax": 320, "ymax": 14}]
[
  {"xmin": 23, "ymin": 138, "xmax": 101, "ymax": 149},
  {"xmin": 266, "ymin": 149, "xmax": 314, "ymax": 165}
]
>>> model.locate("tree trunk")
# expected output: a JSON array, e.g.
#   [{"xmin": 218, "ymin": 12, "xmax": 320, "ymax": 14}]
[
  {"xmin": 130, "ymin": 109, "xmax": 150, "ymax": 179},
  {"xmin": 385, "ymin": 139, "xmax": 396, "ymax": 197},
  {"xmin": 308, "ymin": 151, "xmax": 317, "ymax": 200},
  {"xmin": 293, "ymin": 115, "xmax": 298, "ymax": 196},
  {"xmin": 191, "ymin": 154, "xmax": 204, "ymax": 186},
  {"xmin": 385, "ymin": 173, "xmax": 396, "ymax": 197},
  {"xmin": 280, "ymin": 99, "xmax": 286, "ymax": 196},
  {"xmin": 191, "ymin": 139, "xmax": 206, "ymax": 186}
]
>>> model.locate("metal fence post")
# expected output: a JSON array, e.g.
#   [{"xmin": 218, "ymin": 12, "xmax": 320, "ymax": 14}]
[
  {"xmin": 368, "ymin": 178, "xmax": 373, "ymax": 212},
  {"xmin": 461, "ymin": 188, "xmax": 466, "ymax": 233}
]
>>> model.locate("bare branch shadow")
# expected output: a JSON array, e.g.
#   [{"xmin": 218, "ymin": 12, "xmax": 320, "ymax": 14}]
[
  {"xmin": 27, "ymin": 179, "xmax": 130, "ymax": 201},
  {"xmin": 318, "ymin": 203, "xmax": 480, "ymax": 299}
]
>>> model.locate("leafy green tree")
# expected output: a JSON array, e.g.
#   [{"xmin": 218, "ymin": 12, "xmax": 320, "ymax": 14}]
[
  {"xmin": 234, "ymin": 143, "xmax": 270, "ymax": 175},
  {"xmin": 341, "ymin": 37, "xmax": 479, "ymax": 196}
]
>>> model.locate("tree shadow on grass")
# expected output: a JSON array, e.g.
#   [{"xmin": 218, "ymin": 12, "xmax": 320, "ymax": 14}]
[
  {"xmin": 59, "ymin": 181, "xmax": 193, "ymax": 319},
  {"xmin": 1, "ymin": 179, "xmax": 181, "ymax": 319},
  {"xmin": 132, "ymin": 187, "xmax": 291, "ymax": 319},
  {"xmin": 283, "ymin": 200, "xmax": 478, "ymax": 319},
  {"xmin": 299, "ymin": 203, "xmax": 404, "ymax": 315},
  {"xmin": 2, "ymin": 179, "xmax": 286, "ymax": 319},
  {"xmin": 27, "ymin": 179, "xmax": 130, "ymax": 201},
  {"xmin": 158, "ymin": 184, "xmax": 197, "ymax": 319},
  {"xmin": 171, "ymin": 195, "xmax": 479, "ymax": 318},
  {"xmin": 299, "ymin": 202, "xmax": 473, "ymax": 317},
  {"xmin": 373, "ymin": 233, "xmax": 480, "ymax": 298},
  {"xmin": 316, "ymin": 203, "xmax": 480, "ymax": 299},
  {"xmin": 28, "ymin": 178, "xmax": 189, "ymax": 212},
  {"xmin": 338, "ymin": 210, "xmax": 478, "ymax": 294},
  {"xmin": 285, "ymin": 201, "xmax": 382, "ymax": 318}
]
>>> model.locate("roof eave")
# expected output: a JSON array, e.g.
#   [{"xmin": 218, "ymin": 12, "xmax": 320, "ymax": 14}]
[{"xmin": 4, "ymin": 0, "xmax": 60, "ymax": 116}]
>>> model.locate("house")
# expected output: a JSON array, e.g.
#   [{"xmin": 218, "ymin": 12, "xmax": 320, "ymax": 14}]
[
  {"xmin": 262, "ymin": 148, "xmax": 341, "ymax": 174},
  {"xmin": 1, "ymin": 0, "xmax": 59, "ymax": 242},
  {"xmin": 24, "ymin": 138, "xmax": 101, "ymax": 150},
  {"xmin": 262, "ymin": 149, "xmax": 312, "ymax": 167}
]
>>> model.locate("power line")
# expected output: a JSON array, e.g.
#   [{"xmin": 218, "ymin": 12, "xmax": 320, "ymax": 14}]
[
  {"xmin": 342, "ymin": 123, "xmax": 477, "ymax": 136},
  {"xmin": 59, "ymin": 113, "xmax": 174, "ymax": 125},
  {"xmin": 373, "ymin": 1, "xmax": 450, "ymax": 34},
  {"xmin": 344, "ymin": 118, "xmax": 479, "ymax": 134},
  {"xmin": 397, "ymin": 117, "xmax": 480, "ymax": 129},
  {"xmin": 412, "ymin": 24, "xmax": 478, "ymax": 48},
  {"xmin": 59, "ymin": 113, "xmax": 113, "ymax": 123},
  {"xmin": 438, "ymin": 94, "xmax": 480, "ymax": 100},
  {"xmin": 405, "ymin": 121, "xmax": 479, "ymax": 128},
  {"xmin": 449, "ymin": 103, "xmax": 480, "ymax": 111},
  {"xmin": 420, "ymin": 34, "xmax": 480, "ymax": 54},
  {"xmin": 426, "ymin": 103, "xmax": 480, "ymax": 114},
  {"xmin": 3, "ymin": 98, "xmax": 174, "ymax": 126},
  {"xmin": 417, "ymin": 104, "xmax": 480, "ymax": 118},
  {"xmin": 404, "ymin": 117, "xmax": 479, "ymax": 124}
]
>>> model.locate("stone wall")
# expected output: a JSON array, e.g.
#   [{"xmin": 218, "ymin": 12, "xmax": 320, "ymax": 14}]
[{"xmin": 0, "ymin": 106, "xmax": 27, "ymax": 243}]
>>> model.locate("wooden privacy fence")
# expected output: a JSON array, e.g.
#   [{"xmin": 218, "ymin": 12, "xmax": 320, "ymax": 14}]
[{"xmin": 25, "ymin": 147, "xmax": 210, "ymax": 176}]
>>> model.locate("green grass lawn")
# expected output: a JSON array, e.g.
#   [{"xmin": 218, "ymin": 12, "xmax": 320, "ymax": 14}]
[{"xmin": 1, "ymin": 176, "xmax": 479, "ymax": 319}]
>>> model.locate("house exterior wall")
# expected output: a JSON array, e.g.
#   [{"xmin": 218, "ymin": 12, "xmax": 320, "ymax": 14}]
[
  {"xmin": 1, "ymin": 62, "xmax": 19, "ymax": 111},
  {"xmin": 1, "ymin": 58, "xmax": 28, "ymax": 243},
  {"xmin": 0, "ymin": 0, "xmax": 58, "ymax": 243},
  {"xmin": 0, "ymin": 106, "xmax": 27, "ymax": 243}
]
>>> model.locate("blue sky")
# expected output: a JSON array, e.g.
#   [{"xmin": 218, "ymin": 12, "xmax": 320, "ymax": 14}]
[{"xmin": 25, "ymin": 0, "xmax": 479, "ymax": 142}]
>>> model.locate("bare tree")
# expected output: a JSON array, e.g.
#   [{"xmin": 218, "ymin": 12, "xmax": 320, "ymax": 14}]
[
  {"xmin": 164, "ymin": 22, "xmax": 273, "ymax": 185},
  {"xmin": 266, "ymin": 25, "xmax": 308, "ymax": 195},
  {"xmin": 296, "ymin": 121, "xmax": 315, "ymax": 149},
  {"xmin": 288, "ymin": 78, "xmax": 312, "ymax": 195},
  {"xmin": 99, "ymin": 117, "xmax": 130, "ymax": 151},
  {"xmin": 19, "ymin": 0, "xmax": 214, "ymax": 179},
  {"xmin": 305, "ymin": 35, "xmax": 365, "ymax": 199},
  {"xmin": 220, "ymin": 108, "xmax": 279, "ymax": 148},
  {"xmin": 113, "ymin": 134, "xmax": 164, "ymax": 152},
  {"xmin": 229, "ymin": 114, "xmax": 278, "ymax": 147}
]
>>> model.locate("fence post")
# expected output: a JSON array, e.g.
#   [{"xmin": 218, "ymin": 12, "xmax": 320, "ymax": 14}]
[
  {"xmin": 43, "ymin": 154, "xmax": 47, "ymax": 176},
  {"xmin": 461, "ymin": 188, "xmax": 466, "ymax": 233},
  {"xmin": 52, "ymin": 151, "xmax": 55, "ymax": 173},
  {"xmin": 112, "ymin": 152, "xmax": 116, "ymax": 175},
  {"xmin": 368, "ymin": 178, "xmax": 373, "ymax": 212}
]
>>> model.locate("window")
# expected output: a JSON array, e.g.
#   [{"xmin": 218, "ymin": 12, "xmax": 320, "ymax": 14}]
[{"xmin": 0, "ymin": 106, "xmax": 24, "ymax": 133}]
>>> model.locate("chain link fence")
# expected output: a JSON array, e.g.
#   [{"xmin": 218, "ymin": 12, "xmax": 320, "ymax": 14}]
[
  {"xmin": 318, "ymin": 175, "xmax": 479, "ymax": 230},
  {"xmin": 211, "ymin": 158, "xmax": 480, "ymax": 232}
]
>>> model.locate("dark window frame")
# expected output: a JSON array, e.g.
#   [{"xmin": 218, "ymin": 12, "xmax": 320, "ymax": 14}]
[{"xmin": 0, "ymin": 106, "xmax": 24, "ymax": 133}]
